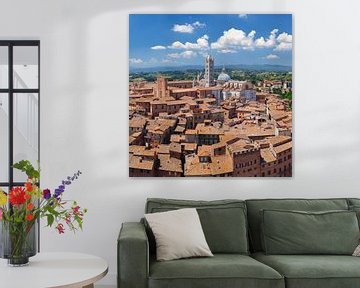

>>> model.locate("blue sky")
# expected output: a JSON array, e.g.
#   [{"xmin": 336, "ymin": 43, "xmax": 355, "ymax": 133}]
[{"xmin": 129, "ymin": 14, "xmax": 292, "ymax": 68}]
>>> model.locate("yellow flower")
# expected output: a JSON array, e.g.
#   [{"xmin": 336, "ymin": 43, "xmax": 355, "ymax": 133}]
[{"xmin": 0, "ymin": 190, "xmax": 7, "ymax": 206}]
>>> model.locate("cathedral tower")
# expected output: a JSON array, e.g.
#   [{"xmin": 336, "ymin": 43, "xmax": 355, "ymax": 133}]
[{"xmin": 204, "ymin": 55, "xmax": 215, "ymax": 87}]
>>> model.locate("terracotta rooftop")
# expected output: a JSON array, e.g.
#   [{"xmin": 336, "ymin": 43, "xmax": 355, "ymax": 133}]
[
  {"xmin": 220, "ymin": 133, "xmax": 249, "ymax": 145},
  {"xmin": 184, "ymin": 155, "xmax": 212, "ymax": 177},
  {"xmin": 184, "ymin": 154, "xmax": 233, "ymax": 176},
  {"xmin": 129, "ymin": 145, "xmax": 145, "ymax": 154},
  {"xmin": 260, "ymin": 148, "xmax": 277, "ymax": 163},
  {"xmin": 147, "ymin": 119, "xmax": 176, "ymax": 133},
  {"xmin": 169, "ymin": 142, "xmax": 182, "ymax": 154},
  {"xmin": 135, "ymin": 98, "xmax": 153, "ymax": 103},
  {"xmin": 185, "ymin": 129, "xmax": 197, "ymax": 135},
  {"xmin": 129, "ymin": 155, "xmax": 154, "ymax": 170},
  {"xmin": 211, "ymin": 141, "xmax": 227, "ymax": 151},
  {"xmin": 270, "ymin": 111, "xmax": 288, "ymax": 121},
  {"xmin": 158, "ymin": 154, "xmax": 183, "ymax": 173},
  {"xmin": 228, "ymin": 139, "xmax": 256, "ymax": 154},
  {"xmin": 129, "ymin": 117, "xmax": 147, "ymax": 129},
  {"xmin": 156, "ymin": 144, "xmax": 170, "ymax": 154},
  {"xmin": 171, "ymin": 88, "xmax": 198, "ymax": 93},
  {"xmin": 198, "ymin": 145, "xmax": 212, "ymax": 157},
  {"xmin": 273, "ymin": 141, "xmax": 292, "ymax": 154},
  {"xmin": 174, "ymin": 126, "xmax": 186, "ymax": 133},
  {"xmin": 210, "ymin": 155, "xmax": 233, "ymax": 175},
  {"xmin": 182, "ymin": 143, "xmax": 197, "ymax": 151},
  {"xmin": 196, "ymin": 123, "xmax": 224, "ymax": 135},
  {"xmin": 170, "ymin": 134, "xmax": 185, "ymax": 143},
  {"xmin": 267, "ymin": 135, "xmax": 292, "ymax": 147},
  {"xmin": 229, "ymin": 123, "xmax": 275, "ymax": 138}
]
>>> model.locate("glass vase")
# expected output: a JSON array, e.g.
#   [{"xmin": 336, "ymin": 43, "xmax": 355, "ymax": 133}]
[{"xmin": 0, "ymin": 220, "xmax": 37, "ymax": 266}]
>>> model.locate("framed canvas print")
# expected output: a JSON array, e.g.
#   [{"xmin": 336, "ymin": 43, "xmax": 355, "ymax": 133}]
[{"xmin": 129, "ymin": 14, "xmax": 292, "ymax": 177}]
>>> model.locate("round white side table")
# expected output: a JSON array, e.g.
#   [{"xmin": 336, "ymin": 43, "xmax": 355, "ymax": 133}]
[{"xmin": 0, "ymin": 252, "xmax": 108, "ymax": 288}]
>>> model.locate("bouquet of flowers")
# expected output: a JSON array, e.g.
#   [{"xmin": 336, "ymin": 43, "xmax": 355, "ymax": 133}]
[{"xmin": 0, "ymin": 160, "xmax": 87, "ymax": 266}]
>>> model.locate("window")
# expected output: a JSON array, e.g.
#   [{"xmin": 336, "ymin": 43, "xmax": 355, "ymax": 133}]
[{"xmin": 0, "ymin": 40, "xmax": 40, "ymax": 190}]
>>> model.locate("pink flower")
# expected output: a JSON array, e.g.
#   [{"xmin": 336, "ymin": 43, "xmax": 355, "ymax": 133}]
[
  {"xmin": 72, "ymin": 205, "xmax": 80, "ymax": 215},
  {"xmin": 56, "ymin": 223, "xmax": 65, "ymax": 234},
  {"xmin": 65, "ymin": 214, "xmax": 71, "ymax": 225},
  {"xmin": 0, "ymin": 208, "xmax": 3, "ymax": 220}
]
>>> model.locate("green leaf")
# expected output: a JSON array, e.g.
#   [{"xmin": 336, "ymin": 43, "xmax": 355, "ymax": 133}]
[
  {"xmin": 47, "ymin": 214, "xmax": 54, "ymax": 227},
  {"xmin": 12, "ymin": 160, "xmax": 40, "ymax": 180}
]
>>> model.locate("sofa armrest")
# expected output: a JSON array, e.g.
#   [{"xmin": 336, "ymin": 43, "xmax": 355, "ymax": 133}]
[{"xmin": 118, "ymin": 222, "xmax": 149, "ymax": 288}]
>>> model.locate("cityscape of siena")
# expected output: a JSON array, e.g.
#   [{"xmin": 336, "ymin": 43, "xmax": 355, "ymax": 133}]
[{"xmin": 129, "ymin": 55, "xmax": 292, "ymax": 177}]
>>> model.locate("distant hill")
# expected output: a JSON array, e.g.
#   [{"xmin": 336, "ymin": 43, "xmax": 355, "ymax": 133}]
[{"xmin": 130, "ymin": 64, "xmax": 292, "ymax": 73}]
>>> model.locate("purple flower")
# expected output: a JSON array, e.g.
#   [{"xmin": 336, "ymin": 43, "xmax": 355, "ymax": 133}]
[
  {"xmin": 54, "ymin": 170, "xmax": 82, "ymax": 199},
  {"xmin": 43, "ymin": 189, "xmax": 51, "ymax": 200},
  {"xmin": 54, "ymin": 189, "xmax": 63, "ymax": 199}
]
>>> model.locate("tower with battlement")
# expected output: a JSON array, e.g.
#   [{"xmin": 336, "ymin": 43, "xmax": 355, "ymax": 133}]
[{"xmin": 204, "ymin": 55, "xmax": 215, "ymax": 87}]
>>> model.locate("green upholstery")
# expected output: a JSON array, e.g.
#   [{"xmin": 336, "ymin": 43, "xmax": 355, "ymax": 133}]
[
  {"xmin": 149, "ymin": 254, "xmax": 284, "ymax": 288},
  {"xmin": 118, "ymin": 222, "xmax": 148, "ymax": 288},
  {"xmin": 261, "ymin": 210, "xmax": 359, "ymax": 255},
  {"xmin": 118, "ymin": 198, "xmax": 360, "ymax": 288},
  {"xmin": 146, "ymin": 198, "xmax": 249, "ymax": 254},
  {"xmin": 349, "ymin": 206, "xmax": 360, "ymax": 228},
  {"xmin": 347, "ymin": 199, "xmax": 360, "ymax": 228},
  {"xmin": 253, "ymin": 252, "xmax": 360, "ymax": 288},
  {"xmin": 348, "ymin": 198, "xmax": 360, "ymax": 207},
  {"xmin": 246, "ymin": 198, "xmax": 349, "ymax": 252}
]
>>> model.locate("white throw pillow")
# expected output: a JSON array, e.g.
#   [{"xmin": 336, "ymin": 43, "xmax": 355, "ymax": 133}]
[
  {"xmin": 353, "ymin": 244, "xmax": 360, "ymax": 256},
  {"xmin": 145, "ymin": 208, "xmax": 213, "ymax": 261}
]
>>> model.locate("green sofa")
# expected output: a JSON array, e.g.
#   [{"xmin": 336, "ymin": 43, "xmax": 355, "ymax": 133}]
[{"xmin": 118, "ymin": 198, "xmax": 360, "ymax": 288}]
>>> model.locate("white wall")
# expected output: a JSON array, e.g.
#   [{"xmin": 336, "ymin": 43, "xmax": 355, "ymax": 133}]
[{"xmin": 1, "ymin": 0, "xmax": 360, "ymax": 286}]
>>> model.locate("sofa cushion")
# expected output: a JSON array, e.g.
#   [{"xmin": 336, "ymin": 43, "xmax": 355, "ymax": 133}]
[
  {"xmin": 149, "ymin": 254, "xmax": 284, "ymax": 288},
  {"xmin": 146, "ymin": 198, "xmax": 249, "ymax": 254},
  {"xmin": 252, "ymin": 252, "xmax": 360, "ymax": 288},
  {"xmin": 246, "ymin": 198, "xmax": 349, "ymax": 252},
  {"xmin": 349, "ymin": 205, "xmax": 360, "ymax": 228},
  {"xmin": 261, "ymin": 209, "xmax": 359, "ymax": 255},
  {"xmin": 145, "ymin": 208, "xmax": 213, "ymax": 261},
  {"xmin": 347, "ymin": 198, "xmax": 360, "ymax": 207}
]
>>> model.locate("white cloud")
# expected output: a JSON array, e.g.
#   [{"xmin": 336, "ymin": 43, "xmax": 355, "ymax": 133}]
[
  {"xmin": 274, "ymin": 42, "xmax": 292, "ymax": 51},
  {"xmin": 210, "ymin": 28, "xmax": 256, "ymax": 50},
  {"xmin": 151, "ymin": 45, "xmax": 166, "ymax": 50},
  {"xmin": 218, "ymin": 49, "xmax": 237, "ymax": 54},
  {"xmin": 275, "ymin": 32, "xmax": 293, "ymax": 51},
  {"xmin": 277, "ymin": 32, "xmax": 292, "ymax": 43},
  {"xmin": 238, "ymin": 14, "xmax": 248, "ymax": 19},
  {"xmin": 265, "ymin": 54, "xmax": 279, "ymax": 59},
  {"xmin": 168, "ymin": 51, "xmax": 197, "ymax": 59},
  {"xmin": 129, "ymin": 58, "xmax": 143, "ymax": 64},
  {"xmin": 207, "ymin": 28, "xmax": 290, "ymax": 52},
  {"xmin": 168, "ymin": 35, "xmax": 209, "ymax": 50},
  {"xmin": 172, "ymin": 23, "xmax": 194, "ymax": 33},
  {"xmin": 192, "ymin": 21, "xmax": 206, "ymax": 28},
  {"xmin": 254, "ymin": 29, "xmax": 278, "ymax": 48},
  {"xmin": 172, "ymin": 21, "xmax": 206, "ymax": 33}
]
